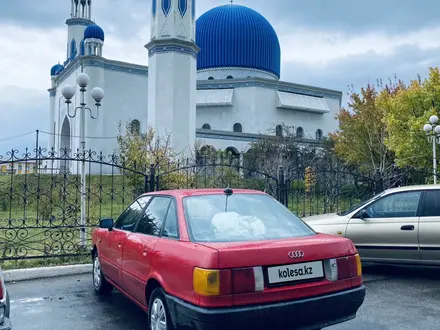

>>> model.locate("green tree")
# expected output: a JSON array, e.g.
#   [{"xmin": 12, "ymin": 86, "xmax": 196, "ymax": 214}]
[
  {"xmin": 384, "ymin": 67, "xmax": 440, "ymax": 170},
  {"xmin": 330, "ymin": 83, "xmax": 396, "ymax": 176}
]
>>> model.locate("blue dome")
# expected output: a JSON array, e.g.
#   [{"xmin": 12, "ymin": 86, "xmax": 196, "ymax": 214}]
[
  {"xmin": 84, "ymin": 24, "xmax": 105, "ymax": 41},
  {"xmin": 50, "ymin": 63, "xmax": 64, "ymax": 76},
  {"xmin": 196, "ymin": 4, "xmax": 281, "ymax": 78}
]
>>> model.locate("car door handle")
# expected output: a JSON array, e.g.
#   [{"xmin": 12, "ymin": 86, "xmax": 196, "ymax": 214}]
[{"xmin": 401, "ymin": 225, "xmax": 415, "ymax": 231}]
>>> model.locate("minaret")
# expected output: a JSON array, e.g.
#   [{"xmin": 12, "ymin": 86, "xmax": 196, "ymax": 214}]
[
  {"xmin": 66, "ymin": 0, "xmax": 93, "ymax": 62},
  {"xmin": 145, "ymin": 0, "xmax": 199, "ymax": 156}
]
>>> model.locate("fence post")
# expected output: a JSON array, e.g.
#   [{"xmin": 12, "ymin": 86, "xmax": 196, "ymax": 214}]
[
  {"xmin": 144, "ymin": 173, "xmax": 149, "ymax": 193},
  {"xmin": 149, "ymin": 164, "xmax": 156, "ymax": 192},
  {"xmin": 278, "ymin": 166, "xmax": 286, "ymax": 206}
]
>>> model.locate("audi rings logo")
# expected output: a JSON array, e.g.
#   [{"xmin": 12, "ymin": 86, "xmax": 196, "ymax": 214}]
[{"xmin": 288, "ymin": 250, "xmax": 305, "ymax": 259}]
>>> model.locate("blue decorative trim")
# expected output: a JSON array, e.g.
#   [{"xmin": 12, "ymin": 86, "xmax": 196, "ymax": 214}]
[
  {"xmin": 191, "ymin": 0, "xmax": 195, "ymax": 19},
  {"xmin": 149, "ymin": 44, "xmax": 198, "ymax": 59},
  {"xmin": 80, "ymin": 39, "xmax": 85, "ymax": 55},
  {"xmin": 178, "ymin": 0, "xmax": 188, "ymax": 16},
  {"xmin": 162, "ymin": 0, "xmax": 171, "ymax": 16},
  {"xmin": 65, "ymin": 18, "xmax": 93, "ymax": 26},
  {"xmin": 152, "ymin": 0, "xmax": 157, "ymax": 17},
  {"xmin": 49, "ymin": 91, "xmax": 56, "ymax": 97},
  {"xmin": 70, "ymin": 38, "xmax": 77, "ymax": 60},
  {"xmin": 196, "ymin": 80, "xmax": 341, "ymax": 100}
]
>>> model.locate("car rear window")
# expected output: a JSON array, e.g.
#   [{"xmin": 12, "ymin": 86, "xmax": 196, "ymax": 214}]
[{"xmin": 183, "ymin": 193, "xmax": 315, "ymax": 242}]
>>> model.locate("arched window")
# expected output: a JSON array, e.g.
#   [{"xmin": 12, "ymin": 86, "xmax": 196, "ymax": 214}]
[
  {"xmin": 130, "ymin": 119, "xmax": 140, "ymax": 135},
  {"xmin": 296, "ymin": 127, "xmax": 304, "ymax": 139},
  {"xmin": 208, "ymin": 76, "xmax": 214, "ymax": 80},
  {"xmin": 233, "ymin": 123, "xmax": 242, "ymax": 133},
  {"xmin": 226, "ymin": 75, "xmax": 233, "ymax": 79},
  {"xmin": 80, "ymin": 39, "xmax": 85, "ymax": 56},
  {"xmin": 316, "ymin": 129, "xmax": 323, "ymax": 140},
  {"xmin": 70, "ymin": 38, "xmax": 77, "ymax": 59},
  {"xmin": 276, "ymin": 125, "xmax": 283, "ymax": 137},
  {"xmin": 202, "ymin": 123, "xmax": 211, "ymax": 129}
]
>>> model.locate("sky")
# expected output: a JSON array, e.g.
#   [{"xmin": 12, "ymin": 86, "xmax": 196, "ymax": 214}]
[{"xmin": 1, "ymin": 0, "xmax": 440, "ymax": 153}]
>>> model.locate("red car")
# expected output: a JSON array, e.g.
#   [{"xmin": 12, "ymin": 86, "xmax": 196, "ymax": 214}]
[{"xmin": 91, "ymin": 188, "xmax": 365, "ymax": 330}]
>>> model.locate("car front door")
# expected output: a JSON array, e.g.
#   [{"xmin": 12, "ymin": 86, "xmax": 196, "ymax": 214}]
[
  {"xmin": 122, "ymin": 195, "xmax": 172, "ymax": 305},
  {"xmin": 99, "ymin": 196, "xmax": 151, "ymax": 285},
  {"xmin": 418, "ymin": 189, "xmax": 440, "ymax": 263},
  {"xmin": 346, "ymin": 190, "xmax": 422, "ymax": 262}
]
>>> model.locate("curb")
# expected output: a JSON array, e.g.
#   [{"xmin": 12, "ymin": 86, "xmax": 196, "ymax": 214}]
[{"xmin": 3, "ymin": 264, "xmax": 92, "ymax": 283}]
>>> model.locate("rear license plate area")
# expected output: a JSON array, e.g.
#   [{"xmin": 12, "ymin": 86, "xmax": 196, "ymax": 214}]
[{"xmin": 266, "ymin": 260, "xmax": 324, "ymax": 287}]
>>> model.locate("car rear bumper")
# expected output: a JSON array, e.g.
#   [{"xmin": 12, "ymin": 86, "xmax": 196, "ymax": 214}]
[{"xmin": 165, "ymin": 285, "xmax": 366, "ymax": 330}]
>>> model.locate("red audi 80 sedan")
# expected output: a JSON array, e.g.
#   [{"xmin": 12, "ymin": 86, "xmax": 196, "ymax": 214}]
[{"xmin": 91, "ymin": 188, "xmax": 365, "ymax": 330}]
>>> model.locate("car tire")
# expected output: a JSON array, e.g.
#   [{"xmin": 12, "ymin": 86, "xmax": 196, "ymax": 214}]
[
  {"xmin": 148, "ymin": 288, "xmax": 174, "ymax": 330},
  {"xmin": 92, "ymin": 251, "xmax": 113, "ymax": 295}
]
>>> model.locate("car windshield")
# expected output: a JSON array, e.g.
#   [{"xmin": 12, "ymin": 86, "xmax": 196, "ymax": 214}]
[
  {"xmin": 337, "ymin": 192, "xmax": 385, "ymax": 216},
  {"xmin": 183, "ymin": 193, "xmax": 315, "ymax": 242}
]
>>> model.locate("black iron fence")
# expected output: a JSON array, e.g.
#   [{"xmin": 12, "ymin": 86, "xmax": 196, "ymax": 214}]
[{"xmin": 0, "ymin": 146, "xmax": 437, "ymax": 266}]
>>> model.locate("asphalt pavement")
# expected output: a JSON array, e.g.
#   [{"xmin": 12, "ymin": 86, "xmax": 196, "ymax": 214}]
[{"xmin": 7, "ymin": 264, "xmax": 440, "ymax": 330}]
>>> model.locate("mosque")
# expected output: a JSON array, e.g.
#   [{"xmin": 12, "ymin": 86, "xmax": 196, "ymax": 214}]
[{"xmin": 48, "ymin": 0, "xmax": 342, "ymax": 170}]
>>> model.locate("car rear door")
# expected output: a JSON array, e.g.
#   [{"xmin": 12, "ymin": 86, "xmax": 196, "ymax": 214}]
[
  {"xmin": 418, "ymin": 189, "xmax": 440, "ymax": 262},
  {"xmin": 345, "ymin": 190, "xmax": 422, "ymax": 262},
  {"xmin": 121, "ymin": 195, "xmax": 172, "ymax": 305},
  {"xmin": 99, "ymin": 196, "xmax": 151, "ymax": 284}
]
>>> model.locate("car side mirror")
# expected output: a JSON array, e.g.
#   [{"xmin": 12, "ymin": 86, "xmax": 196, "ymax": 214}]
[
  {"xmin": 99, "ymin": 218, "xmax": 114, "ymax": 231},
  {"xmin": 357, "ymin": 209, "xmax": 369, "ymax": 219}
]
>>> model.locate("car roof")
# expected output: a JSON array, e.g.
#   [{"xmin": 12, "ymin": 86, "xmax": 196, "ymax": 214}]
[
  {"xmin": 384, "ymin": 184, "xmax": 440, "ymax": 194},
  {"xmin": 141, "ymin": 188, "xmax": 266, "ymax": 198}
]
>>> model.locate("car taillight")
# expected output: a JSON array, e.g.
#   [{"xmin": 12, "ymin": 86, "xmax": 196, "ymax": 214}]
[
  {"xmin": 325, "ymin": 254, "xmax": 362, "ymax": 281},
  {"xmin": 193, "ymin": 267, "xmax": 264, "ymax": 296}
]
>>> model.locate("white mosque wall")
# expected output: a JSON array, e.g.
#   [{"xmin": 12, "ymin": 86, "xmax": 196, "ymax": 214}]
[{"xmin": 195, "ymin": 86, "xmax": 340, "ymax": 140}]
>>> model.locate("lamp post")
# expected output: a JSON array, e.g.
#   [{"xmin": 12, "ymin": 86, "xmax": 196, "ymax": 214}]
[
  {"xmin": 61, "ymin": 73, "xmax": 104, "ymax": 247},
  {"xmin": 423, "ymin": 115, "xmax": 440, "ymax": 184}
]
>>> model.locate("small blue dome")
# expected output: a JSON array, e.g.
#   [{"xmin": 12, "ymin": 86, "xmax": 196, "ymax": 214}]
[
  {"xmin": 50, "ymin": 63, "xmax": 64, "ymax": 76},
  {"xmin": 84, "ymin": 24, "xmax": 105, "ymax": 41},
  {"xmin": 196, "ymin": 4, "xmax": 281, "ymax": 78}
]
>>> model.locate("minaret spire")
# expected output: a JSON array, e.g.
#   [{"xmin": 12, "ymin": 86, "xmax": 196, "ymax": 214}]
[{"xmin": 146, "ymin": 0, "xmax": 200, "ymax": 156}]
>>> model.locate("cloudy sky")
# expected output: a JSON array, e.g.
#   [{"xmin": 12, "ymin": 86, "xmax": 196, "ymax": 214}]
[{"xmin": 1, "ymin": 0, "xmax": 440, "ymax": 153}]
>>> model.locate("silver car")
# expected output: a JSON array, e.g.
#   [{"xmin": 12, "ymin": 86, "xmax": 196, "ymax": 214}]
[
  {"xmin": 0, "ymin": 267, "xmax": 11, "ymax": 330},
  {"xmin": 302, "ymin": 185, "xmax": 440, "ymax": 266}
]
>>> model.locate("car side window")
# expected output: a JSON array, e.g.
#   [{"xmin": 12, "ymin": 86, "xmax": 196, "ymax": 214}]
[
  {"xmin": 162, "ymin": 199, "xmax": 179, "ymax": 239},
  {"xmin": 364, "ymin": 191, "xmax": 421, "ymax": 218},
  {"xmin": 136, "ymin": 196, "xmax": 171, "ymax": 236},
  {"xmin": 421, "ymin": 190, "xmax": 440, "ymax": 217},
  {"xmin": 114, "ymin": 196, "xmax": 151, "ymax": 231}
]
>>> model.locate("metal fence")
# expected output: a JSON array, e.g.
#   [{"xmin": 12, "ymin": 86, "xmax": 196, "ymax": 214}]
[{"xmin": 0, "ymin": 145, "xmax": 437, "ymax": 266}]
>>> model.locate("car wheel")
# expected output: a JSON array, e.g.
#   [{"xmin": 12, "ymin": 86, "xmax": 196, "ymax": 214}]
[
  {"xmin": 92, "ymin": 251, "xmax": 113, "ymax": 295},
  {"xmin": 149, "ymin": 288, "xmax": 174, "ymax": 330}
]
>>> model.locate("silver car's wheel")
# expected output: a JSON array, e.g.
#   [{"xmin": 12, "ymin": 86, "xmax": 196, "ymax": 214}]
[
  {"xmin": 92, "ymin": 251, "xmax": 113, "ymax": 295},
  {"xmin": 150, "ymin": 298, "xmax": 167, "ymax": 330}
]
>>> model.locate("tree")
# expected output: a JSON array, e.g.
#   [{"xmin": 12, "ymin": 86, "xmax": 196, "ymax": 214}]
[
  {"xmin": 384, "ymin": 67, "xmax": 440, "ymax": 170},
  {"xmin": 116, "ymin": 122, "xmax": 184, "ymax": 193},
  {"xmin": 330, "ymin": 83, "xmax": 396, "ymax": 177}
]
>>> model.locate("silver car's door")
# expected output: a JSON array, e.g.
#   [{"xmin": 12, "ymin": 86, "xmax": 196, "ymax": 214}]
[
  {"xmin": 418, "ymin": 189, "xmax": 440, "ymax": 263},
  {"xmin": 346, "ymin": 190, "xmax": 422, "ymax": 262}
]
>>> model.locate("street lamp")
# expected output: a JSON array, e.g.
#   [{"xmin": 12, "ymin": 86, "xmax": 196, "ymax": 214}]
[
  {"xmin": 423, "ymin": 115, "xmax": 440, "ymax": 184},
  {"xmin": 61, "ymin": 72, "xmax": 104, "ymax": 247}
]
